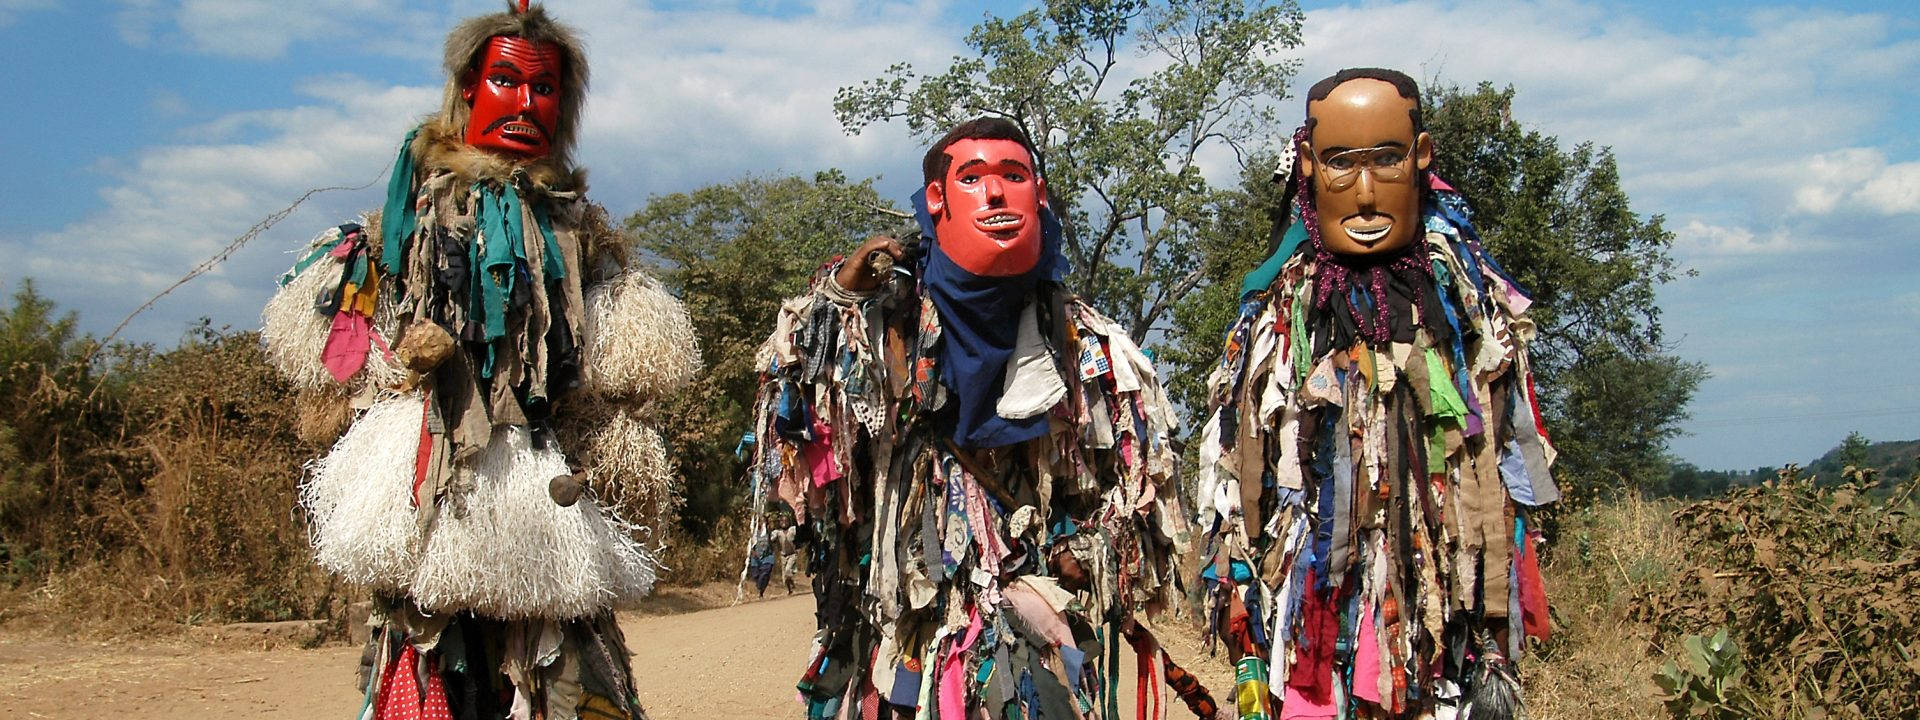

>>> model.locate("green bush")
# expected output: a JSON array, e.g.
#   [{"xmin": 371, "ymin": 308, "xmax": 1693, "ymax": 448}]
[{"xmin": 1653, "ymin": 628, "xmax": 1762, "ymax": 719}]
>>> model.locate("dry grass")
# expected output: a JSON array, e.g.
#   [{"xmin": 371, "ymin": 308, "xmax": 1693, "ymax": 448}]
[
  {"xmin": 1523, "ymin": 495, "xmax": 1681, "ymax": 719},
  {"xmin": 654, "ymin": 514, "xmax": 751, "ymax": 588},
  {"xmin": 580, "ymin": 270, "xmax": 702, "ymax": 400}
]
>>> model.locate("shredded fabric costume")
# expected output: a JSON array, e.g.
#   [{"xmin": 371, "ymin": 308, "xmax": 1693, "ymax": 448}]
[
  {"xmin": 743, "ymin": 196, "xmax": 1194, "ymax": 719},
  {"xmin": 1195, "ymin": 177, "xmax": 1557, "ymax": 719},
  {"xmin": 262, "ymin": 9, "xmax": 698, "ymax": 717}
]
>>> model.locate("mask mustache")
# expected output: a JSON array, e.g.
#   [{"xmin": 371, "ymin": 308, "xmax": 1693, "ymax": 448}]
[{"xmin": 483, "ymin": 113, "xmax": 550, "ymax": 139}]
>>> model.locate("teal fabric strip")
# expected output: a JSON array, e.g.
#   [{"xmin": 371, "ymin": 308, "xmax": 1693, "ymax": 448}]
[
  {"xmin": 475, "ymin": 183, "xmax": 520, "ymax": 344},
  {"xmin": 379, "ymin": 127, "xmax": 421, "ymax": 275},
  {"xmin": 503, "ymin": 183, "xmax": 528, "ymax": 268},
  {"xmin": 347, "ymin": 253, "xmax": 369, "ymax": 288},
  {"xmin": 1238, "ymin": 205, "xmax": 1308, "ymax": 297},
  {"xmin": 472, "ymin": 183, "xmax": 525, "ymax": 378},
  {"xmin": 279, "ymin": 232, "xmax": 345, "ymax": 287},
  {"xmin": 470, "ymin": 187, "xmax": 494, "ymax": 345}
]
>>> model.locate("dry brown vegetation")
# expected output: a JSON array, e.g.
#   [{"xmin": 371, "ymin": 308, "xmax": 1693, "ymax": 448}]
[
  {"xmin": 0, "ymin": 284, "xmax": 739, "ymax": 638},
  {"xmin": 1639, "ymin": 468, "xmax": 1919, "ymax": 719},
  {"xmin": 0, "ymin": 311, "xmax": 335, "ymax": 636}
]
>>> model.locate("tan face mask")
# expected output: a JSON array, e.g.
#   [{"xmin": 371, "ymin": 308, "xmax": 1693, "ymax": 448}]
[{"xmin": 1300, "ymin": 78, "xmax": 1433, "ymax": 258}]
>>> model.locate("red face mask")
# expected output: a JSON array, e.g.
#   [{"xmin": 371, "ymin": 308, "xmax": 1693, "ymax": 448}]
[
  {"xmin": 926, "ymin": 138, "xmax": 1047, "ymax": 277},
  {"xmin": 461, "ymin": 36, "xmax": 565, "ymax": 158}
]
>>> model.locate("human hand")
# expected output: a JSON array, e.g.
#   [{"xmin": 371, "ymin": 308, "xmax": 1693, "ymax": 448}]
[{"xmin": 833, "ymin": 235, "xmax": 906, "ymax": 292}]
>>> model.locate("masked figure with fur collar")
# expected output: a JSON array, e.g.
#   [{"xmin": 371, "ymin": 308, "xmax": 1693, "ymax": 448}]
[
  {"xmin": 262, "ymin": 4, "xmax": 697, "ymax": 718},
  {"xmin": 1195, "ymin": 68, "xmax": 1557, "ymax": 720}
]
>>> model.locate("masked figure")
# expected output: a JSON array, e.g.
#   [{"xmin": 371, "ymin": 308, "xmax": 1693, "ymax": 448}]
[
  {"xmin": 261, "ymin": 4, "xmax": 699, "ymax": 718},
  {"xmin": 1195, "ymin": 68, "xmax": 1557, "ymax": 719},
  {"xmin": 743, "ymin": 118, "xmax": 1211, "ymax": 719}
]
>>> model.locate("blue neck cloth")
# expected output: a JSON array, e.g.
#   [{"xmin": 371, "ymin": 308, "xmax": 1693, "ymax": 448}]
[{"xmin": 912, "ymin": 189, "xmax": 1068, "ymax": 449}]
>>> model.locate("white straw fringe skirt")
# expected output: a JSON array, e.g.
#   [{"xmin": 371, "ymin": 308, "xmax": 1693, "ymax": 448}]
[{"xmin": 302, "ymin": 394, "xmax": 657, "ymax": 619}]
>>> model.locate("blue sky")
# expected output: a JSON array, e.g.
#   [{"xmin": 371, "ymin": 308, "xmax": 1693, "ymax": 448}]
[{"xmin": 4, "ymin": 0, "xmax": 1917, "ymax": 471}]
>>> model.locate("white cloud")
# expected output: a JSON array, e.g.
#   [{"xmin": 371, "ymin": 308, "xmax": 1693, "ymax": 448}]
[
  {"xmin": 17, "ymin": 1, "xmax": 962, "ymax": 344},
  {"xmin": 1792, "ymin": 148, "xmax": 1920, "ymax": 215},
  {"xmin": 533, "ymin": 0, "xmax": 964, "ymax": 204},
  {"xmin": 12, "ymin": 76, "xmax": 436, "ymax": 340},
  {"xmin": 1293, "ymin": 1, "xmax": 1920, "ymax": 220},
  {"xmin": 1674, "ymin": 220, "xmax": 1796, "ymax": 258},
  {"xmin": 1852, "ymin": 161, "xmax": 1920, "ymax": 215}
]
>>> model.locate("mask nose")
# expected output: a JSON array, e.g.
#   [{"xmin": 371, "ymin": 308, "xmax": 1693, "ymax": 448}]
[
  {"xmin": 984, "ymin": 176, "xmax": 1006, "ymax": 204},
  {"xmin": 1354, "ymin": 169, "xmax": 1377, "ymax": 211}
]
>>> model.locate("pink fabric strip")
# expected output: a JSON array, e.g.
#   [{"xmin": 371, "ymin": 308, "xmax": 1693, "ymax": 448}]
[
  {"xmin": 804, "ymin": 414, "xmax": 841, "ymax": 487},
  {"xmin": 1280, "ymin": 682, "xmax": 1337, "ymax": 720},
  {"xmin": 1351, "ymin": 598, "xmax": 1383, "ymax": 705},
  {"xmin": 368, "ymin": 326, "xmax": 397, "ymax": 363},
  {"xmin": 322, "ymin": 311, "xmax": 372, "ymax": 383},
  {"xmin": 962, "ymin": 475, "xmax": 1004, "ymax": 579},
  {"xmin": 937, "ymin": 607, "xmax": 984, "ymax": 720}
]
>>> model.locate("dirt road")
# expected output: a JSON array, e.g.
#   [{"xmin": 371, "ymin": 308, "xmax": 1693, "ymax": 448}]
[{"xmin": 0, "ymin": 592, "xmax": 1228, "ymax": 719}]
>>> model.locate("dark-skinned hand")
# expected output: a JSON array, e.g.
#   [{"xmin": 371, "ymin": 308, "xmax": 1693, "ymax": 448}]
[{"xmin": 833, "ymin": 235, "xmax": 906, "ymax": 292}]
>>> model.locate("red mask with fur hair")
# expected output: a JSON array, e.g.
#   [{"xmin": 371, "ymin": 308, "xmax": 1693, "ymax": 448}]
[{"xmin": 461, "ymin": 36, "xmax": 565, "ymax": 158}]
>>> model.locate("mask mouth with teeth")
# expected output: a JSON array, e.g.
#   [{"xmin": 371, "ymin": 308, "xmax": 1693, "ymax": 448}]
[
  {"xmin": 927, "ymin": 137, "xmax": 1047, "ymax": 277},
  {"xmin": 1341, "ymin": 219, "xmax": 1393, "ymax": 245},
  {"xmin": 973, "ymin": 209, "xmax": 1028, "ymax": 238}
]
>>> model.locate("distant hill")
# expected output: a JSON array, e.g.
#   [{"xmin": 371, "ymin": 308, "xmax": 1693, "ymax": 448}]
[
  {"xmin": 1662, "ymin": 437, "xmax": 1916, "ymax": 498},
  {"xmin": 1803, "ymin": 438, "xmax": 1919, "ymax": 482}
]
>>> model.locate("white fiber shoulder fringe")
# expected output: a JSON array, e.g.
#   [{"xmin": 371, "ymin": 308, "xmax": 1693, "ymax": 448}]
[
  {"xmin": 579, "ymin": 269, "xmax": 701, "ymax": 399},
  {"xmin": 302, "ymin": 394, "xmax": 658, "ymax": 619}
]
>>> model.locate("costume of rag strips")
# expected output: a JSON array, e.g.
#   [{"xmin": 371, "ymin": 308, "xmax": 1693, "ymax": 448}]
[
  {"xmin": 261, "ymin": 6, "xmax": 698, "ymax": 719},
  {"xmin": 1196, "ymin": 173, "xmax": 1557, "ymax": 719},
  {"xmin": 743, "ymin": 196, "xmax": 1206, "ymax": 719}
]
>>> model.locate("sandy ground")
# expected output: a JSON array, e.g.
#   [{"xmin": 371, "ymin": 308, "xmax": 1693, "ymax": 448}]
[{"xmin": 0, "ymin": 589, "xmax": 1232, "ymax": 720}]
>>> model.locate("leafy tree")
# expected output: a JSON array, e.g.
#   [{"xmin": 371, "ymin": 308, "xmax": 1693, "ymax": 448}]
[
  {"xmin": 625, "ymin": 172, "xmax": 905, "ymax": 538},
  {"xmin": 1839, "ymin": 430, "xmax": 1871, "ymax": 469},
  {"xmin": 834, "ymin": 0, "xmax": 1305, "ymax": 344},
  {"xmin": 0, "ymin": 280, "xmax": 91, "ymax": 530},
  {"xmin": 1158, "ymin": 150, "xmax": 1286, "ymax": 411},
  {"xmin": 1423, "ymin": 82, "xmax": 1707, "ymax": 499}
]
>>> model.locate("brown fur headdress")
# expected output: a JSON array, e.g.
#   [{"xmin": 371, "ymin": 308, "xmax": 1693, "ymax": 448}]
[{"xmin": 424, "ymin": 2, "xmax": 590, "ymax": 175}]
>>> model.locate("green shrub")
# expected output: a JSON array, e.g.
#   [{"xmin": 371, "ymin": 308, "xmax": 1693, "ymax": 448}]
[{"xmin": 1653, "ymin": 628, "xmax": 1762, "ymax": 719}]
